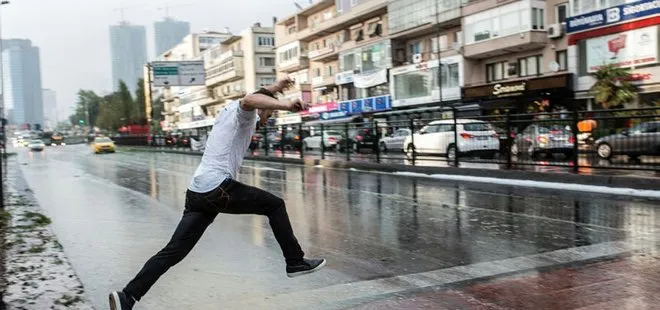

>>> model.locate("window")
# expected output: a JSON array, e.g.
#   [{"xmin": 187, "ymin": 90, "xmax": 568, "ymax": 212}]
[
  {"xmin": 438, "ymin": 35, "xmax": 448, "ymax": 51},
  {"xmin": 259, "ymin": 77, "xmax": 276, "ymax": 87},
  {"xmin": 409, "ymin": 41, "xmax": 423, "ymax": 55},
  {"xmin": 257, "ymin": 36, "xmax": 274, "ymax": 46},
  {"xmin": 393, "ymin": 71, "xmax": 431, "ymax": 100},
  {"xmin": 314, "ymin": 68, "xmax": 321, "ymax": 77},
  {"xmin": 259, "ymin": 57, "xmax": 275, "ymax": 67},
  {"xmin": 326, "ymin": 66, "xmax": 333, "ymax": 76},
  {"xmin": 431, "ymin": 37, "xmax": 439, "ymax": 53},
  {"xmin": 556, "ymin": 3, "xmax": 568, "ymax": 24},
  {"xmin": 341, "ymin": 53, "xmax": 357, "ymax": 71},
  {"xmin": 351, "ymin": 0, "xmax": 359, "ymax": 7},
  {"xmin": 518, "ymin": 55, "xmax": 542, "ymax": 77},
  {"xmin": 279, "ymin": 47, "xmax": 298, "ymax": 62},
  {"xmin": 486, "ymin": 61, "xmax": 508, "ymax": 82},
  {"xmin": 556, "ymin": 50, "xmax": 567, "ymax": 71},
  {"xmin": 440, "ymin": 63, "xmax": 460, "ymax": 88},
  {"xmin": 532, "ymin": 8, "xmax": 545, "ymax": 30},
  {"xmin": 287, "ymin": 26, "xmax": 297, "ymax": 34}
]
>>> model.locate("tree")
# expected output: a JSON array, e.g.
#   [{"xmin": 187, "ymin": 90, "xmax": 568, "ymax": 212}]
[
  {"xmin": 590, "ymin": 64, "xmax": 638, "ymax": 109},
  {"xmin": 70, "ymin": 90, "xmax": 103, "ymax": 127},
  {"xmin": 135, "ymin": 78, "xmax": 146, "ymax": 121},
  {"xmin": 117, "ymin": 80, "xmax": 134, "ymax": 125}
]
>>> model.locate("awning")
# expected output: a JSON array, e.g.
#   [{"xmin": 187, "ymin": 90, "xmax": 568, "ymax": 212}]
[
  {"xmin": 304, "ymin": 116, "xmax": 360, "ymax": 126},
  {"xmin": 373, "ymin": 105, "xmax": 449, "ymax": 116}
]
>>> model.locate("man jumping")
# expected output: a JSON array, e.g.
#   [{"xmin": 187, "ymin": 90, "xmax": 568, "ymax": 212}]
[{"xmin": 109, "ymin": 78, "xmax": 326, "ymax": 310}]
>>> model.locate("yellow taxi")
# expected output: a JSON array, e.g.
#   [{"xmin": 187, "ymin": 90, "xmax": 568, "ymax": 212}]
[{"xmin": 91, "ymin": 136, "xmax": 116, "ymax": 154}]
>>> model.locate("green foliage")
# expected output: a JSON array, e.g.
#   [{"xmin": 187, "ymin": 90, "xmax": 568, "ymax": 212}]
[{"xmin": 590, "ymin": 64, "xmax": 638, "ymax": 109}]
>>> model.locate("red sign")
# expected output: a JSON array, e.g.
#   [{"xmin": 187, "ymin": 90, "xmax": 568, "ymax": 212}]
[
  {"xmin": 607, "ymin": 34, "xmax": 626, "ymax": 57},
  {"xmin": 307, "ymin": 102, "xmax": 338, "ymax": 113},
  {"xmin": 620, "ymin": 73, "xmax": 653, "ymax": 81}
]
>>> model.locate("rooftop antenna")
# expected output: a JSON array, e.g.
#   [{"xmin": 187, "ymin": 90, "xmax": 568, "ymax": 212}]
[
  {"xmin": 157, "ymin": 3, "xmax": 195, "ymax": 19},
  {"xmin": 114, "ymin": 4, "xmax": 143, "ymax": 22},
  {"xmin": 293, "ymin": 2, "xmax": 303, "ymax": 10}
]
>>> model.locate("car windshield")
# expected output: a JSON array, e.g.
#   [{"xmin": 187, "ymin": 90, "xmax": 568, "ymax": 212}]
[
  {"xmin": 30, "ymin": 140, "xmax": 43, "ymax": 144},
  {"xmin": 325, "ymin": 131, "xmax": 343, "ymax": 137},
  {"xmin": 463, "ymin": 122, "xmax": 492, "ymax": 131},
  {"xmin": 95, "ymin": 138, "xmax": 112, "ymax": 143}
]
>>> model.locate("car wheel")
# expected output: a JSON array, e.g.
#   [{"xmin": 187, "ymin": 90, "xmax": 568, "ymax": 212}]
[
  {"xmin": 597, "ymin": 143, "xmax": 612, "ymax": 159},
  {"xmin": 447, "ymin": 144, "xmax": 458, "ymax": 161},
  {"xmin": 563, "ymin": 150, "xmax": 575, "ymax": 159},
  {"xmin": 406, "ymin": 144, "xmax": 415, "ymax": 158},
  {"xmin": 379, "ymin": 142, "xmax": 387, "ymax": 153},
  {"xmin": 484, "ymin": 151, "xmax": 499, "ymax": 160}
]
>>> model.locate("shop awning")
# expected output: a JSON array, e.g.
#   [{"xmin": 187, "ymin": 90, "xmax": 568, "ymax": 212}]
[
  {"xmin": 304, "ymin": 116, "xmax": 360, "ymax": 126},
  {"xmin": 373, "ymin": 106, "xmax": 449, "ymax": 116}
]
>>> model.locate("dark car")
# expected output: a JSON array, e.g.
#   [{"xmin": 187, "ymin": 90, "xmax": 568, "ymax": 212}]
[
  {"xmin": 595, "ymin": 121, "xmax": 660, "ymax": 159},
  {"xmin": 249, "ymin": 133, "xmax": 264, "ymax": 150},
  {"xmin": 338, "ymin": 128, "xmax": 379, "ymax": 153},
  {"xmin": 279, "ymin": 129, "xmax": 310, "ymax": 151},
  {"xmin": 511, "ymin": 124, "xmax": 575, "ymax": 158}
]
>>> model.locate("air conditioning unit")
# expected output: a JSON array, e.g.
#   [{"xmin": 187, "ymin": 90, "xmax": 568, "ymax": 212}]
[
  {"xmin": 412, "ymin": 53, "xmax": 423, "ymax": 64},
  {"xmin": 547, "ymin": 23, "xmax": 565, "ymax": 39}
]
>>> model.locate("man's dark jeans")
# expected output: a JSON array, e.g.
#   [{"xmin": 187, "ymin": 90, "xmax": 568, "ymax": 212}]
[{"xmin": 123, "ymin": 179, "xmax": 305, "ymax": 301}]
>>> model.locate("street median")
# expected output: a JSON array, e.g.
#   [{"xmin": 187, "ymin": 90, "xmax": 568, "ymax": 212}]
[{"xmin": 121, "ymin": 146, "xmax": 659, "ymax": 192}]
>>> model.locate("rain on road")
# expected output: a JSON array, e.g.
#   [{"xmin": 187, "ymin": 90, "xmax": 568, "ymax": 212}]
[{"xmin": 16, "ymin": 145, "xmax": 659, "ymax": 309}]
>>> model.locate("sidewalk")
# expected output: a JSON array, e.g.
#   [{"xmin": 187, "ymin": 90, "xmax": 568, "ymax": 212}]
[
  {"xmin": 348, "ymin": 253, "xmax": 660, "ymax": 310},
  {"xmin": 1, "ymin": 156, "xmax": 94, "ymax": 309},
  {"xmin": 121, "ymin": 146, "xmax": 660, "ymax": 191}
]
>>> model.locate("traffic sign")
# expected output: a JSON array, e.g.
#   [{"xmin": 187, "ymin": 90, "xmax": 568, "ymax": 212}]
[
  {"xmin": 152, "ymin": 62, "xmax": 179, "ymax": 87},
  {"xmin": 178, "ymin": 61, "xmax": 205, "ymax": 86}
]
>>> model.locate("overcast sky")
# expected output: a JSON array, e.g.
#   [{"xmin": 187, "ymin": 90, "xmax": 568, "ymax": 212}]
[{"xmin": 3, "ymin": 0, "xmax": 298, "ymax": 119}]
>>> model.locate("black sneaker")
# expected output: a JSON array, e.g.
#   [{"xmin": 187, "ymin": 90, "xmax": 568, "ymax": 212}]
[
  {"xmin": 286, "ymin": 258, "xmax": 327, "ymax": 278},
  {"xmin": 109, "ymin": 290, "xmax": 135, "ymax": 310}
]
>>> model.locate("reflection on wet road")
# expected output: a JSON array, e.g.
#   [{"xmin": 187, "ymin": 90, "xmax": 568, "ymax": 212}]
[{"xmin": 16, "ymin": 145, "xmax": 659, "ymax": 309}]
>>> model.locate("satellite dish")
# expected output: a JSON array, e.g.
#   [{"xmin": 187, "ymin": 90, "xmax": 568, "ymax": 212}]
[{"xmin": 293, "ymin": 2, "xmax": 303, "ymax": 10}]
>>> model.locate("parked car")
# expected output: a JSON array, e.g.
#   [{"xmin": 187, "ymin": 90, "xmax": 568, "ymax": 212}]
[
  {"xmin": 249, "ymin": 133, "xmax": 264, "ymax": 151},
  {"xmin": 338, "ymin": 128, "xmax": 379, "ymax": 153},
  {"xmin": 403, "ymin": 119, "xmax": 500, "ymax": 160},
  {"xmin": 266, "ymin": 132, "xmax": 282, "ymax": 150},
  {"xmin": 595, "ymin": 121, "xmax": 660, "ymax": 159},
  {"xmin": 302, "ymin": 130, "xmax": 344, "ymax": 150},
  {"xmin": 28, "ymin": 139, "xmax": 46, "ymax": 152},
  {"xmin": 378, "ymin": 128, "xmax": 411, "ymax": 152},
  {"xmin": 91, "ymin": 136, "xmax": 116, "ymax": 154},
  {"xmin": 511, "ymin": 124, "xmax": 575, "ymax": 159},
  {"xmin": 279, "ymin": 130, "xmax": 310, "ymax": 151}
]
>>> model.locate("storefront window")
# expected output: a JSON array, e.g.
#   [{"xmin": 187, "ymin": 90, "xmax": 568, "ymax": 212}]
[
  {"xmin": 572, "ymin": 0, "xmax": 628, "ymax": 16},
  {"xmin": 441, "ymin": 63, "xmax": 460, "ymax": 88},
  {"xmin": 394, "ymin": 71, "xmax": 431, "ymax": 100}
]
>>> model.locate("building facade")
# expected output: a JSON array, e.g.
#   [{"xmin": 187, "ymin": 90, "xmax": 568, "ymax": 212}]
[
  {"xmin": 154, "ymin": 18, "xmax": 191, "ymax": 57},
  {"xmin": 2, "ymin": 39, "xmax": 44, "ymax": 126},
  {"xmin": 170, "ymin": 24, "xmax": 276, "ymax": 134},
  {"xmin": 109, "ymin": 22, "xmax": 148, "ymax": 93},
  {"xmin": 42, "ymin": 89, "xmax": 58, "ymax": 129},
  {"xmin": 566, "ymin": 0, "xmax": 660, "ymax": 109}
]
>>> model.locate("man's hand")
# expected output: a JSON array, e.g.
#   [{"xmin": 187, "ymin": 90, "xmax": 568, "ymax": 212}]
[
  {"xmin": 267, "ymin": 77, "xmax": 295, "ymax": 94},
  {"xmin": 288, "ymin": 99, "xmax": 310, "ymax": 112}
]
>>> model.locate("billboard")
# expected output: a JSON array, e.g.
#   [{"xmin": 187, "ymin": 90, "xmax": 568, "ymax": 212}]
[
  {"xmin": 152, "ymin": 61, "xmax": 206, "ymax": 87},
  {"xmin": 585, "ymin": 26, "xmax": 658, "ymax": 72}
]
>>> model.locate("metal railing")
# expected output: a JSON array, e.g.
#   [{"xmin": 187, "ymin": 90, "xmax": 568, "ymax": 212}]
[{"xmin": 121, "ymin": 107, "xmax": 660, "ymax": 174}]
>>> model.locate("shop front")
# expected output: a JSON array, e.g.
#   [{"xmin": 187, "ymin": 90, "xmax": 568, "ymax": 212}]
[
  {"xmin": 461, "ymin": 73, "xmax": 575, "ymax": 116},
  {"xmin": 304, "ymin": 95, "xmax": 392, "ymax": 126}
]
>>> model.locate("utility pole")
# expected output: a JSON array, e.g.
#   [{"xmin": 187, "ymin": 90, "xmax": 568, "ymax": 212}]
[{"xmin": 0, "ymin": 0, "xmax": 10, "ymax": 210}]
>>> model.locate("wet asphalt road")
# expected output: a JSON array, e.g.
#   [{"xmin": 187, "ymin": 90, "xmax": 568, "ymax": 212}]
[{"xmin": 16, "ymin": 145, "xmax": 659, "ymax": 309}]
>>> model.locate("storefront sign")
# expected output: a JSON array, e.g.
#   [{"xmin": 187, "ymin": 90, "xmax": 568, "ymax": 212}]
[
  {"xmin": 339, "ymin": 95, "xmax": 392, "ymax": 114},
  {"xmin": 276, "ymin": 113, "xmax": 302, "ymax": 125},
  {"xmin": 320, "ymin": 110, "xmax": 349, "ymax": 120},
  {"xmin": 567, "ymin": 0, "xmax": 660, "ymax": 33},
  {"xmin": 585, "ymin": 26, "xmax": 658, "ymax": 72},
  {"xmin": 492, "ymin": 82, "xmax": 526, "ymax": 97},
  {"xmin": 353, "ymin": 69, "xmax": 388, "ymax": 88},
  {"xmin": 335, "ymin": 71, "xmax": 355, "ymax": 85},
  {"xmin": 463, "ymin": 74, "xmax": 572, "ymax": 100},
  {"xmin": 308, "ymin": 102, "xmax": 339, "ymax": 113}
]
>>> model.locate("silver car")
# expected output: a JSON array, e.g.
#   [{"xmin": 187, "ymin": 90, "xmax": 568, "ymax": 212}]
[
  {"xmin": 511, "ymin": 124, "xmax": 575, "ymax": 159},
  {"xmin": 379, "ymin": 128, "xmax": 411, "ymax": 152},
  {"xmin": 28, "ymin": 139, "xmax": 46, "ymax": 152},
  {"xmin": 595, "ymin": 121, "xmax": 660, "ymax": 159}
]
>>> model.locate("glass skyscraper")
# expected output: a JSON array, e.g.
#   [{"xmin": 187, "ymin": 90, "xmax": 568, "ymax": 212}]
[
  {"xmin": 109, "ymin": 22, "xmax": 148, "ymax": 93},
  {"xmin": 2, "ymin": 39, "xmax": 44, "ymax": 126},
  {"xmin": 154, "ymin": 18, "xmax": 191, "ymax": 57}
]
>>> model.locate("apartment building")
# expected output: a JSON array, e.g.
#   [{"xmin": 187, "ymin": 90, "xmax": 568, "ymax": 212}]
[
  {"xmin": 566, "ymin": 0, "xmax": 660, "ymax": 109},
  {"xmin": 385, "ymin": 0, "xmax": 464, "ymax": 122},
  {"xmin": 174, "ymin": 23, "xmax": 276, "ymax": 134},
  {"xmin": 459, "ymin": 0, "xmax": 573, "ymax": 116},
  {"xmin": 275, "ymin": 0, "xmax": 392, "ymax": 126}
]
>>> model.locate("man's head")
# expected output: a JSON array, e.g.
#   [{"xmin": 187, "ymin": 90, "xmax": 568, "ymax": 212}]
[{"xmin": 257, "ymin": 109, "xmax": 273, "ymax": 126}]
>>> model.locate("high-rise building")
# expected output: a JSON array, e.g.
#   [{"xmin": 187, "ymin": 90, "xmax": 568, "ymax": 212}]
[
  {"xmin": 154, "ymin": 18, "xmax": 191, "ymax": 57},
  {"xmin": 1, "ymin": 39, "xmax": 44, "ymax": 126},
  {"xmin": 109, "ymin": 22, "xmax": 148, "ymax": 93},
  {"xmin": 42, "ymin": 89, "xmax": 57, "ymax": 129}
]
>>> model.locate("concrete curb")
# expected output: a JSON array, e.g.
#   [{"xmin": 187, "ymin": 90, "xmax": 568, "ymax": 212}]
[{"xmin": 121, "ymin": 147, "xmax": 659, "ymax": 191}]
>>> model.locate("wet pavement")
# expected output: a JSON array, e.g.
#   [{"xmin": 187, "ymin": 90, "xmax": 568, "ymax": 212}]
[{"xmin": 15, "ymin": 145, "xmax": 660, "ymax": 309}]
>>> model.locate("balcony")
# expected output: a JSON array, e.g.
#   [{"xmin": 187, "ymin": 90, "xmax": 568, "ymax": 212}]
[
  {"xmin": 280, "ymin": 0, "xmax": 388, "ymax": 46},
  {"xmin": 308, "ymin": 45, "xmax": 338, "ymax": 62},
  {"xmin": 278, "ymin": 55, "xmax": 310, "ymax": 73},
  {"xmin": 281, "ymin": 83, "xmax": 312, "ymax": 100},
  {"xmin": 311, "ymin": 75, "xmax": 336, "ymax": 88},
  {"xmin": 463, "ymin": 31, "xmax": 548, "ymax": 59}
]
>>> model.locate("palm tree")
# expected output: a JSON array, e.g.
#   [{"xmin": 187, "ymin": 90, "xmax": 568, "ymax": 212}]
[{"xmin": 590, "ymin": 64, "xmax": 638, "ymax": 109}]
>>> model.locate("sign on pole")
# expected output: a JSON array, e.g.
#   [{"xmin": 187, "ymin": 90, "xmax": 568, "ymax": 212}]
[{"xmin": 151, "ymin": 61, "xmax": 205, "ymax": 87}]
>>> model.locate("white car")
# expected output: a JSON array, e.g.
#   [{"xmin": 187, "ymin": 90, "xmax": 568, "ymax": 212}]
[
  {"xmin": 379, "ymin": 128, "xmax": 411, "ymax": 152},
  {"xmin": 302, "ymin": 131, "xmax": 344, "ymax": 150},
  {"xmin": 403, "ymin": 119, "xmax": 500, "ymax": 160},
  {"xmin": 28, "ymin": 139, "xmax": 46, "ymax": 152}
]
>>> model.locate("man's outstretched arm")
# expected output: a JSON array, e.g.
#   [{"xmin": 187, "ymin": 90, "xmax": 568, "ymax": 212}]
[{"xmin": 240, "ymin": 78, "xmax": 307, "ymax": 112}]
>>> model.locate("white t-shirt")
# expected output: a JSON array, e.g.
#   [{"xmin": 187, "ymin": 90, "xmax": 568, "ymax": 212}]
[{"xmin": 188, "ymin": 101, "xmax": 257, "ymax": 193}]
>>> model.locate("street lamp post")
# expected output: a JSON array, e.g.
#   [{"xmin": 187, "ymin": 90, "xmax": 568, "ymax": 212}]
[{"xmin": 0, "ymin": 0, "xmax": 10, "ymax": 210}]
